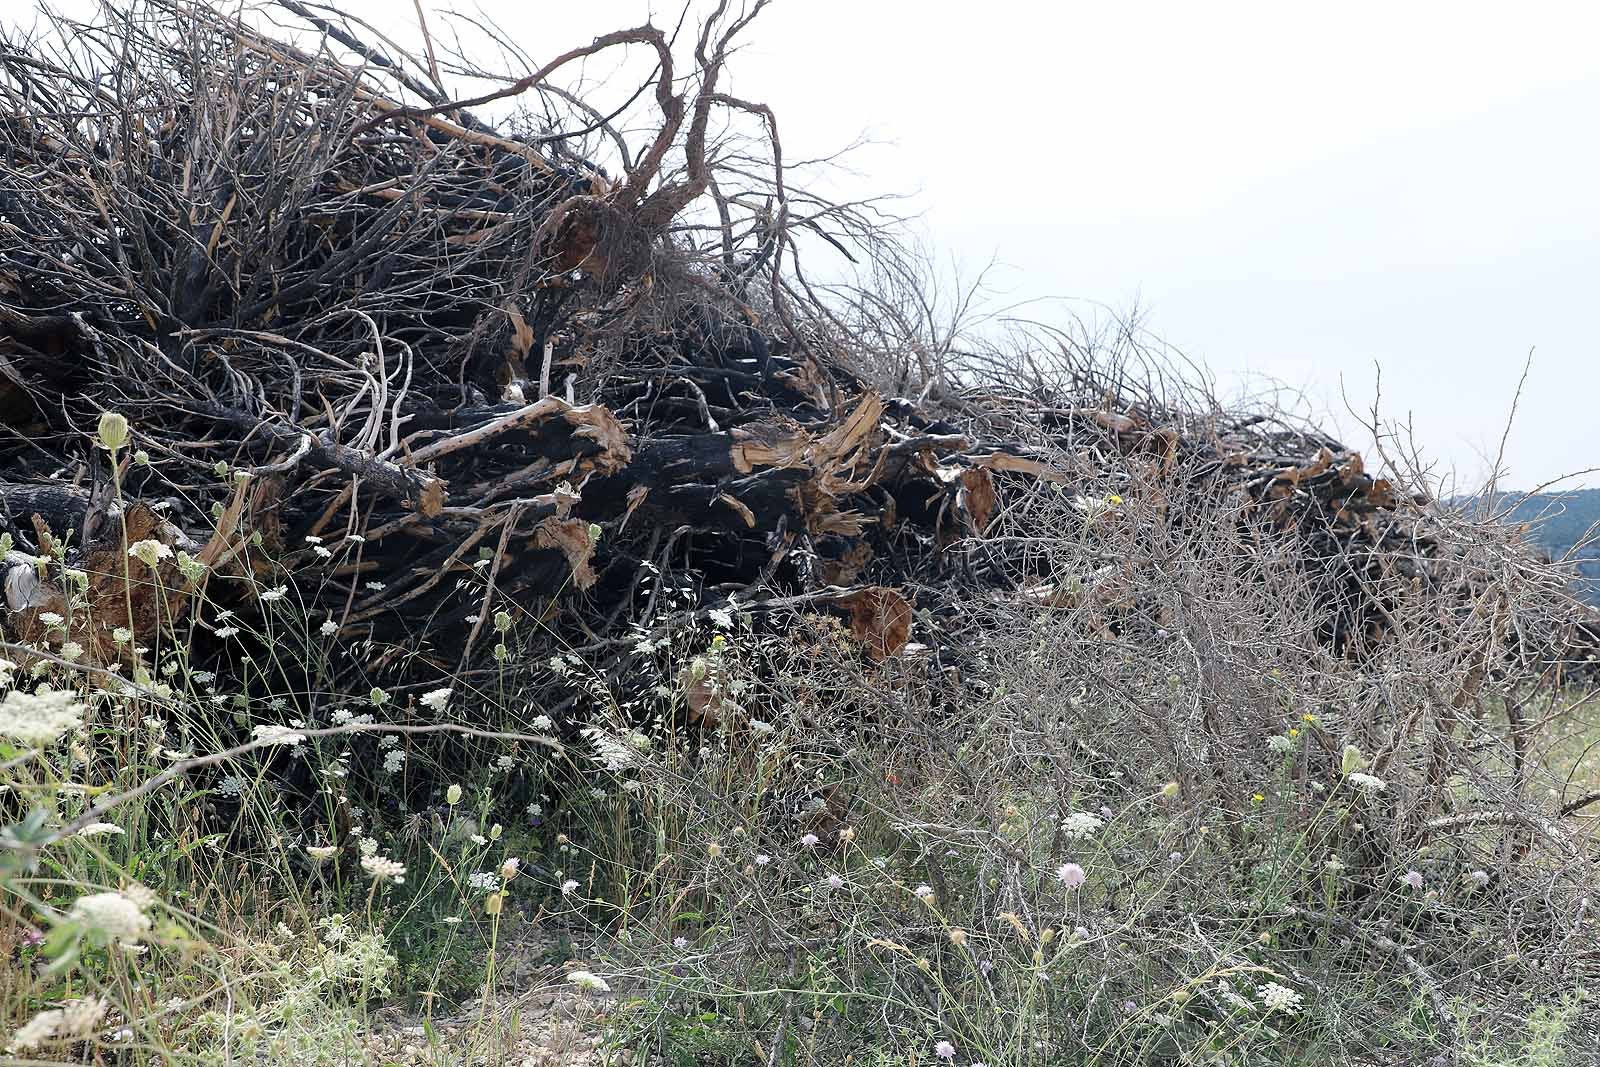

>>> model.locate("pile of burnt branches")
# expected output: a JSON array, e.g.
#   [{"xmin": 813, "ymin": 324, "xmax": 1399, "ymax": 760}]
[{"xmin": 0, "ymin": 0, "xmax": 1591, "ymax": 730}]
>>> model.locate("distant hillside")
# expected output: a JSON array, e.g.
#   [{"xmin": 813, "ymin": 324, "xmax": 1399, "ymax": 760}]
[{"xmin": 1466, "ymin": 488, "xmax": 1600, "ymax": 603}]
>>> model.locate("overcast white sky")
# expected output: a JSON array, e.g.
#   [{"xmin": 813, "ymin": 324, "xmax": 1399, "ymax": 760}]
[{"xmin": 15, "ymin": 1, "xmax": 1600, "ymax": 491}]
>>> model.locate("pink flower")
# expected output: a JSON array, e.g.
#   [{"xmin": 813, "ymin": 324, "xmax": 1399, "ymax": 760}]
[
  {"xmin": 1400, "ymin": 870, "xmax": 1424, "ymax": 891},
  {"xmin": 1057, "ymin": 862, "xmax": 1087, "ymax": 889},
  {"xmin": 800, "ymin": 833, "xmax": 819, "ymax": 848},
  {"xmin": 934, "ymin": 1039, "xmax": 956, "ymax": 1061}
]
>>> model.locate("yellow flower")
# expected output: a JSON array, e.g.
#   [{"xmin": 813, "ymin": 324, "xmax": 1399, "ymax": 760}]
[
  {"xmin": 1252, "ymin": 793, "xmax": 1265, "ymax": 805},
  {"xmin": 1287, "ymin": 727, "xmax": 1299, "ymax": 738},
  {"xmin": 1107, "ymin": 494, "xmax": 1123, "ymax": 506},
  {"xmin": 1302, "ymin": 713, "xmax": 1317, "ymax": 724}
]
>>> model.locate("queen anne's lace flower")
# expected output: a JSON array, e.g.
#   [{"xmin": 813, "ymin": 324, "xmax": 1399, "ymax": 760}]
[
  {"xmin": 6, "ymin": 995, "xmax": 107, "ymax": 1051},
  {"xmin": 1347, "ymin": 772, "xmax": 1387, "ymax": 793},
  {"xmin": 0, "ymin": 686, "xmax": 84, "ymax": 745},
  {"xmin": 1257, "ymin": 981, "xmax": 1302, "ymax": 1014},
  {"xmin": 419, "ymin": 687, "xmax": 452, "ymax": 712},
  {"xmin": 566, "ymin": 970, "xmax": 611, "ymax": 993},
  {"xmin": 361, "ymin": 855, "xmax": 406, "ymax": 883},
  {"xmin": 127, "ymin": 539, "xmax": 172, "ymax": 568},
  {"xmin": 67, "ymin": 890, "xmax": 153, "ymax": 944},
  {"xmin": 1061, "ymin": 811, "xmax": 1104, "ymax": 839},
  {"xmin": 252, "ymin": 724, "xmax": 306, "ymax": 747}
]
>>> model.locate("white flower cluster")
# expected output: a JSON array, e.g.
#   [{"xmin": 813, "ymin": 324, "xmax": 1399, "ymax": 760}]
[
  {"xmin": 6, "ymin": 995, "xmax": 107, "ymax": 1052},
  {"xmin": 1347, "ymin": 772, "xmax": 1387, "ymax": 793},
  {"xmin": 67, "ymin": 889, "xmax": 155, "ymax": 944},
  {"xmin": 1257, "ymin": 981, "xmax": 1302, "ymax": 1014},
  {"xmin": 1060, "ymin": 811, "xmax": 1104, "ymax": 840},
  {"xmin": 0, "ymin": 686, "xmax": 85, "ymax": 745},
  {"xmin": 252, "ymin": 723, "xmax": 306, "ymax": 747},
  {"xmin": 127, "ymin": 538, "xmax": 173, "ymax": 568},
  {"xmin": 361, "ymin": 855, "xmax": 406, "ymax": 884},
  {"xmin": 566, "ymin": 970, "xmax": 611, "ymax": 993}
]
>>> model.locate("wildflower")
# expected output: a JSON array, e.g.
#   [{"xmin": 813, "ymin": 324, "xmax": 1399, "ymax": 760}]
[
  {"xmin": 60, "ymin": 641, "xmax": 84, "ymax": 661},
  {"xmin": 1464, "ymin": 869, "xmax": 1490, "ymax": 888},
  {"xmin": 446, "ymin": 784, "xmax": 463, "ymax": 805},
  {"xmin": 1161, "ymin": 781, "xmax": 1180, "ymax": 799},
  {"xmin": 360, "ymin": 855, "xmax": 406, "ymax": 884},
  {"xmin": 826, "ymin": 873, "xmax": 844, "ymax": 890},
  {"xmin": 673, "ymin": 936, "xmax": 689, "ymax": 949},
  {"xmin": 748, "ymin": 718, "xmax": 775, "ymax": 736},
  {"xmin": 1340, "ymin": 744, "xmax": 1368, "ymax": 775},
  {"xmin": 561, "ymin": 879, "xmax": 580, "ymax": 895},
  {"xmin": 68, "ymin": 890, "xmax": 153, "ymax": 944},
  {"xmin": 567, "ymin": 970, "xmax": 611, "ymax": 993},
  {"xmin": 838, "ymin": 826, "xmax": 856, "ymax": 843},
  {"xmin": 0, "ymin": 686, "xmax": 84, "ymax": 744},
  {"xmin": 1056, "ymin": 862, "xmax": 1087, "ymax": 890},
  {"xmin": 443, "ymin": 916, "xmax": 463, "ymax": 925},
  {"xmin": 112, "ymin": 626, "xmax": 134, "ymax": 644},
  {"xmin": 320, "ymin": 620, "xmax": 338, "ymax": 635},
  {"xmin": 214, "ymin": 626, "xmax": 240, "ymax": 639},
  {"xmin": 914, "ymin": 884, "xmax": 935, "ymax": 904},
  {"xmin": 369, "ymin": 688, "xmax": 388, "ymax": 706},
  {"xmin": 97, "ymin": 411, "xmax": 130, "ymax": 450},
  {"xmin": 998, "ymin": 911, "xmax": 1031, "ymax": 942},
  {"xmin": 755, "ymin": 854, "xmax": 771, "ymax": 866},
  {"xmin": 1266, "ymin": 734, "xmax": 1294, "ymax": 754},
  {"xmin": 1061, "ymin": 811, "xmax": 1103, "ymax": 839},
  {"xmin": 485, "ymin": 892, "xmax": 504, "ymax": 916},
  {"xmin": 468, "ymin": 871, "xmax": 499, "ymax": 891},
  {"xmin": 419, "ymin": 687, "xmax": 452, "ymax": 712},
  {"xmin": 1401, "ymin": 870, "xmax": 1425, "ymax": 891},
  {"xmin": 501, "ymin": 858, "xmax": 521, "ymax": 880},
  {"xmin": 709, "ymin": 607, "xmax": 734, "ymax": 629},
  {"xmin": 707, "ymin": 842, "xmax": 723, "ymax": 859},
  {"xmin": 800, "ymin": 832, "xmax": 819, "ymax": 848},
  {"xmin": 76, "ymin": 823, "xmax": 124, "ymax": 837},
  {"xmin": 39, "ymin": 611, "xmax": 65, "ymax": 627},
  {"xmin": 934, "ymin": 1039, "xmax": 956, "ymax": 1061},
  {"xmin": 1348, "ymin": 772, "xmax": 1387, "ymax": 793},
  {"xmin": 1325, "ymin": 857, "xmax": 1346, "ymax": 872},
  {"xmin": 949, "ymin": 928, "xmax": 968, "ymax": 947},
  {"xmin": 312, "ymin": 545, "xmax": 332, "ymax": 559},
  {"xmin": 127, "ymin": 539, "xmax": 172, "ymax": 568},
  {"xmin": 1073, "ymin": 925, "xmax": 1090, "ymax": 941},
  {"xmin": 7, "ymin": 995, "xmax": 108, "ymax": 1052},
  {"xmin": 1257, "ymin": 981, "xmax": 1302, "ymax": 1014},
  {"xmin": 252, "ymin": 724, "xmax": 306, "ymax": 747},
  {"xmin": 306, "ymin": 845, "xmax": 339, "ymax": 863}
]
